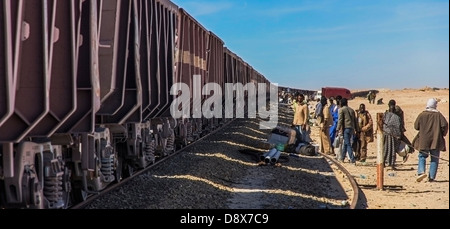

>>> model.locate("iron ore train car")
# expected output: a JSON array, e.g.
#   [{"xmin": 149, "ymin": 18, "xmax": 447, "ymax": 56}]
[{"xmin": 0, "ymin": 0, "xmax": 271, "ymax": 209}]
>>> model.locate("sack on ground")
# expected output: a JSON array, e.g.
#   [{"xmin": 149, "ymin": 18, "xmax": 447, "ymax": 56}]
[
  {"xmin": 268, "ymin": 126, "xmax": 297, "ymax": 145},
  {"xmin": 296, "ymin": 143, "xmax": 316, "ymax": 156},
  {"xmin": 284, "ymin": 144, "xmax": 297, "ymax": 154}
]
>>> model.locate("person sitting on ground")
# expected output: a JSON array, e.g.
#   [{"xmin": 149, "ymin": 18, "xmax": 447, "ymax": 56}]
[{"xmin": 377, "ymin": 98, "xmax": 384, "ymax": 105}]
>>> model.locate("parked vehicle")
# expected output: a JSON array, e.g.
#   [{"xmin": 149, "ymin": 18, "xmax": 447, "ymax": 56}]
[
  {"xmin": 313, "ymin": 90, "xmax": 322, "ymax": 101},
  {"xmin": 318, "ymin": 87, "xmax": 353, "ymax": 100}
]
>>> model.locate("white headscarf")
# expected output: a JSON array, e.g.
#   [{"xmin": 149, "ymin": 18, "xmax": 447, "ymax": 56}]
[{"xmin": 426, "ymin": 98, "xmax": 439, "ymax": 112}]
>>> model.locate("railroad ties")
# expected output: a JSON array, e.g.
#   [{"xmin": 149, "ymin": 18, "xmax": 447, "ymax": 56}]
[{"xmin": 81, "ymin": 103, "xmax": 358, "ymax": 209}]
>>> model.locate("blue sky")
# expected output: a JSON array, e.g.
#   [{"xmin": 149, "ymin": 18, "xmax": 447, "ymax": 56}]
[{"xmin": 171, "ymin": 0, "xmax": 449, "ymax": 91}]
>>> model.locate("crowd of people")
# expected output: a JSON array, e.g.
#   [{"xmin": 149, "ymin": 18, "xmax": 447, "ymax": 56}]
[{"xmin": 281, "ymin": 90, "xmax": 448, "ymax": 183}]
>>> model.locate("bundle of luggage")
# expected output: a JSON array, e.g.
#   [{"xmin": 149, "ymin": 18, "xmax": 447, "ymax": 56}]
[
  {"xmin": 267, "ymin": 125, "xmax": 296, "ymax": 145},
  {"xmin": 266, "ymin": 126, "xmax": 318, "ymax": 156},
  {"xmin": 284, "ymin": 143, "xmax": 317, "ymax": 156}
]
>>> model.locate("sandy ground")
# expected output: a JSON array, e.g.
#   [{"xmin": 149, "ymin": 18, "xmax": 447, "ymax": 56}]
[{"xmin": 309, "ymin": 88, "xmax": 449, "ymax": 209}]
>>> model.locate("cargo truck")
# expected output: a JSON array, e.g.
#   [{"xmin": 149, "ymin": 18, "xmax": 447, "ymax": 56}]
[{"xmin": 314, "ymin": 87, "xmax": 353, "ymax": 100}]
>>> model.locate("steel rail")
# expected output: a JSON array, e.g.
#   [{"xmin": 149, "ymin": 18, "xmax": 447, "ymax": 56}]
[
  {"xmin": 320, "ymin": 153, "xmax": 360, "ymax": 209},
  {"xmin": 72, "ymin": 107, "xmax": 360, "ymax": 209}
]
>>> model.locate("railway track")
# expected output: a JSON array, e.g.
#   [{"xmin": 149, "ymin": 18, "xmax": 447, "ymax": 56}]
[
  {"xmin": 72, "ymin": 106, "xmax": 360, "ymax": 210},
  {"xmin": 320, "ymin": 153, "xmax": 360, "ymax": 209},
  {"xmin": 70, "ymin": 118, "xmax": 238, "ymax": 209}
]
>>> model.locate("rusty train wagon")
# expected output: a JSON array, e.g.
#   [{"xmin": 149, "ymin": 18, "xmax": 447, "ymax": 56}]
[{"xmin": 0, "ymin": 0, "xmax": 271, "ymax": 209}]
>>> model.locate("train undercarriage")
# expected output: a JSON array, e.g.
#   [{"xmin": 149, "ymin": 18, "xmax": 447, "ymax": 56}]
[{"xmin": 0, "ymin": 116, "xmax": 223, "ymax": 209}]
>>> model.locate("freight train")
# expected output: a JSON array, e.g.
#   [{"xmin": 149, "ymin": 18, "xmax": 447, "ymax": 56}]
[{"xmin": 0, "ymin": 0, "xmax": 273, "ymax": 209}]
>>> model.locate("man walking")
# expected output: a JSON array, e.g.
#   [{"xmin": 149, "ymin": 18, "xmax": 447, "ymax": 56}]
[
  {"xmin": 413, "ymin": 98, "xmax": 448, "ymax": 182},
  {"xmin": 388, "ymin": 99, "xmax": 413, "ymax": 162}
]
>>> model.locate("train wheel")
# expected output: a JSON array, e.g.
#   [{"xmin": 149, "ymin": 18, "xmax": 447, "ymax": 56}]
[
  {"xmin": 114, "ymin": 156, "xmax": 123, "ymax": 183},
  {"xmin": 176, "ymin": 139, "xmax": 187, "ymax": 150},
  {"xmin": 122, "ymin": 161, "xmax": 134, "ymax": 178},
  {"xmin": 61, "ymin": 166, "xmax": 72, "ymax": 209},
  {"xmin": 0, "ymin": 180, "xmax": 6, "ymax": 208},
  {"xmin": 71, "ymin": 181, "xmax": 88, "ymax": 204}
]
